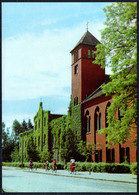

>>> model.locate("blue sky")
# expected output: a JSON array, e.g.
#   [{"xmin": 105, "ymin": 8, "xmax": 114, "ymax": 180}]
[{"xmin": 2, "ymin": 2, "xmax": 112, "ymax": 132}]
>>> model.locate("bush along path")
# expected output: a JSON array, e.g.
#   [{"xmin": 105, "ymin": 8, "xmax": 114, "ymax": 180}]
[{"xmin": 2, "ymin": 162, "xmax": 137, "ymax": 175}]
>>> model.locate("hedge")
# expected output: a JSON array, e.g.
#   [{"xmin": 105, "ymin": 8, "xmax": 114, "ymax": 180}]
[
  {"xmin": 130, "ymin": 163, "xmax": 137, "ymax": 175},
  {"xmin": 2, "ymin": 161, "xmax": 132, "ymax": 173}
]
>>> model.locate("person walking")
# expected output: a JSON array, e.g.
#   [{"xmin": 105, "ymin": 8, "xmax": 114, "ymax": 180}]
[
  {"xmin": 70, "ymin": 157, "xmax": 75, "ymax": 174},
  {"xmin": 53, "ymin": 159, "xmax": 57, "ymax": 172},
  {"xmin": 29, "ymin": 159, "xmax": 33, "ymax": 170},
  {"xmin": 45, "ymin": 160, "xmax": 49, "ymax": 171}
]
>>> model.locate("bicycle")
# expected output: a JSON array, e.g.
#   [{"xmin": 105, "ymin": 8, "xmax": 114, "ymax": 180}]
[{"xmin": 52, "ymin": 165, "xmax": 57, "ymax": 173}]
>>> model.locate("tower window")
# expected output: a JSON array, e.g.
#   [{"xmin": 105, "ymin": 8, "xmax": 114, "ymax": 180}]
[
  {"xmin": 88, "ymin": 50, "xmax": 91, "ymax": 58},
  {"xmin": 74, "ymin": 65, "xmax": 78, "ymax": 74},
  {"xmin": 74, "ymin": 50, "xmax": 78, "ymax": 62},
  {"xmin": 74, "ymin": 97, "xmax": 78, "ymax": 105}
]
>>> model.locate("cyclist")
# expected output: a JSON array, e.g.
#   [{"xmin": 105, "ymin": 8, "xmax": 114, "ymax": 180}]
[
  {"xmin": 45, "ymin": 160, "xmax": 49, "ymax": 171},
  {"xmin": 70, "ymin": 157, "xmax": 76, "ymax": 174},
  {"xmin": 53, "ymin": 159, "xmax": 57, "ymax": 172},
  {"xmin": 29, "ymin": 159, "xmax": 33, "ymax": 170}
]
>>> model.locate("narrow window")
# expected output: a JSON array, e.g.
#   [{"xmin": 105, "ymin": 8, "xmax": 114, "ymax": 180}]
[
  {"xmin": 105, "ymin": 102, "xmax": 111, "ymax": 128},
  {"xmin": 126, "ymin": 147, "xmax": 130, "ymax": 163},
  {"xmin": 74, "ymin": 50, "xmax": 78, "ymax": 62},
  {"xmin": 44, "ymin": 117, "xmax": 46, "ymax": 126},
  {"xmin": 92, "ymin": 50, "xmax": 94, "ymax": 58},
  {"xmin": 88, "ymin": 49, "xmax": 91, "ymax": 58},
  {"xmin": 44, "ymin": 134, "xmax": 46, "ymax": 144},
  {"xmin": 95, "ymin": 106, "xmax": 101, "ymax": 131},
  {"xmin": 35, "ymin": 121, "xmax": 37, "ymax": 130},
  {"xmin": 89, "ymin": 116, "xmax": 91, "ymax": 132},
  {"xmin": 38, "ymin": 136, "xmax": 40, "ymax": 148},
  {"xmin": 99, "ymin": 113, "xmax": 101, "ymax": 130},
  {"xmin": 74, "ymin": 65, "xmax": 78, "ymax": 74},
  {"xmin": 112, "ymin": 148, "xmax": 115, "ymax": 162},
  {"xmin": 74, "ymin": 97, "xmax": 78, "ymax": 106},
  {"xmin": 86, "ymin": 117, "xmax": 89, "ymax": 132},
  {"xmin": 120, "ymin": 147, "xmax": 125, "ymax": 163}
]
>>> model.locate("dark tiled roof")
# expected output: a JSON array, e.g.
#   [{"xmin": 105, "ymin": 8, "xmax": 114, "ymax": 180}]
[{"xmin": 70, "ymin": 30, "xmax": 100, "ymax": 53}]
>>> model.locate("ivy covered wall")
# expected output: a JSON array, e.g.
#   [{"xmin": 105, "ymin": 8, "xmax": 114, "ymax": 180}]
[
  {"xmin": 19, "ymin": 102, "xmax": 65, "ymax": 162},
  {"xmin": 71, "ymin": 98, "xmax": 82, "ymax": 141}
]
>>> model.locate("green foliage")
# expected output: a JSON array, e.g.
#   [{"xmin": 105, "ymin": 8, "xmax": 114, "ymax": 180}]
[
  {"xmin": 2, "ymin": 122, "xmax": 16, "ymax": 162},
  {"xmin": 66, "ymin": 162, "xmax": 130, "ymax": 173},
  {"xmin": 94, "ymin": 2, "xmax": 137, "ymax": 145},
  {"xmin": 130, "ymin": 163, "xmax": 137, "ymax": 175},
  {"xmin": 2, "ymin": 161, "xmax": 131, "ymax": 173},
  {"xmin": 39, "ymin": 150, "xmax": 53, "ymax": 162},
  {"xmin": 27, "ymin": 135, "xmax": 40, "ymax": 161},
  {"xmin": 60, "ymin": 127, "xmax": 77, "ymax": 162},
  {"xmin": 71, "ymin": 98, "xmax": 82, "ymax": 141},
  {"xmin": 27, "ymin": 119, "xmax": 34, "ymax": 130},
  {"xmin": 10, "ymin": 147, "xmax": 20, "ymax": 162},
  {"xmin": 77, "ymin": 141, "xmax": 100, "ymax": 162},
  {"xmin": 12, "ymin": 120, "xmax": 22, "ymax": 142},
  {"xmin": 50, "ymin": 115, "xmax": 77, "ymax": 162}
]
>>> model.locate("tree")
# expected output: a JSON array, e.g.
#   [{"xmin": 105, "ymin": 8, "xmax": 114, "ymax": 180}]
[
  {"xmin": 60, "ymin": 128, "xmax": 77, "ymax": 162},
  {"xmin": 21, "ymin": 120, "xmax": 28, "ymax": 132},
  {"xmin": 10, "ymin": 146, "xmax": 20, "ymax": 162},
  {"xmin": 2, "ymin": 122, "xmax": 16, "ymax": 161},
  {"xmin": 77, "ymin": 141, "xmax": 101, "ymax": 162},
  {"xmin": 27, "ymin": 119, "xmax": 34, "ymax": 130},
  {"xmin": 12, "ymin": 120, "xmax": 22, "ymax": 142},
  {"xmin": 94, "ymin": 2, "xmax": 137, "ymax": 145},
  {"xmin": 39, "ymin": 150, "xmax": 53, "ymax": 162},
  {"xmin": 27, "ymin": 136, "xmax": 40, "ymax": 161}
]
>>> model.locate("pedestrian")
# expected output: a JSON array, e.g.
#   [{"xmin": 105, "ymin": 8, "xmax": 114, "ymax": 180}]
[
  {"xmin": 53, "ymin": 159, "xmax": 57, "ymax": 171},
  {"xmin": 70, "ymin": 157, "xmax": 75, "ymax": 174},
  {"xmin": 45, "ymin": 160, "xmax": 49, "ymax": 171},
  {"xmin": 29, "ymin": 158, "xmax": 33, "ymax": 170}
]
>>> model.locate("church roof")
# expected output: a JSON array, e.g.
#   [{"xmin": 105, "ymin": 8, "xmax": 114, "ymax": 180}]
[{"xmin": 70, "ymin": 30, "xmax": 100, "ymax": 53}]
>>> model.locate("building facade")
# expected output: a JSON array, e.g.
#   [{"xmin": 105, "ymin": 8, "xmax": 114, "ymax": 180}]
[
  {"xmin": 19, "ymin": 30, "xmax": 137, "ymax": 164},
  {"xmin": 19, "ymin": 102, "xmax": 63, "ymax": 161},
  {"xmin": 71, "ymin": 30, "xmax": 137, "ymax": 164}
]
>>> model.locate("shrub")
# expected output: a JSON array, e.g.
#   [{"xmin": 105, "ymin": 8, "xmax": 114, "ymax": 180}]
[
  {"xmin": 130, "ymin": 163, "xmax": 137, "ymax": 175},
  {"xmin": 2, "ymin": 161, "xmax": 132, "ymax": 173}
]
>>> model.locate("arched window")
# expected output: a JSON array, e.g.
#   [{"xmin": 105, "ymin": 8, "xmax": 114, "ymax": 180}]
[
  {"xmin": 105, "ymin": 102, "xmax": 111, "ymax": 128},
  {"xmin": 99, "ymin": 113, "xmax": 101, "ymax": 130},
  {"xmin": 95, "ymin": 106, "xmax": 101, "ymax": 131},
  {"xmin": 85, "ymin": 110, "xmax": 91, "ymax": 133}
]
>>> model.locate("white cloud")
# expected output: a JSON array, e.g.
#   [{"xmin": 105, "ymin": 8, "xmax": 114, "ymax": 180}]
[{"xmin": 2, "ymin": 22, "xmax": 104, "ymax": 101}]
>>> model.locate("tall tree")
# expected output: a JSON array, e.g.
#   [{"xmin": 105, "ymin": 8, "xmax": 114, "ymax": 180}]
[
  {"xmin": 21, "ymin": 120, "xmax": 28, "ymax": 132},
  {"xmin": 2, "ymin": 122, "xmax": 16, "ymax": 161},
  {"xmin": 12, "ymin": 120, "xmax": 22, "ymax": 142},
  {"xmin": 94, "ymin": 2, "xmax": 137, "ymax": 146},
  {"xmin": 27, "ymin": 119, "xmax": 34, "ymax": 130},
  {"xmin": 27, "ymin": 136, "xmax": 40, "ymax": 161}
]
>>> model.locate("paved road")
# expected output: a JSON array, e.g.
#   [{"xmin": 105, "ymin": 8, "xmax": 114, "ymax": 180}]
[{"xmin": 2, "ymin": 167, "xmax": 137, "ymax": 192}]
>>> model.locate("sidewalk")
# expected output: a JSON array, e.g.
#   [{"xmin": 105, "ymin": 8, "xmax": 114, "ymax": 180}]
[{"xmin": 24, "ymin": 168, "xmax": 137, "ymax": 184}]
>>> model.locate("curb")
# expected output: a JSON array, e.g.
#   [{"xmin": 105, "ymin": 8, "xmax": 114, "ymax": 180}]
[{"xmin": 24, "ymin": 170, "xmax": 137, "ymax": 184}]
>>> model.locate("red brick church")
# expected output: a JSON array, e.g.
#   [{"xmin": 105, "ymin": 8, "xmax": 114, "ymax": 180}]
[{"xmin": 70, "ymin": 30, "xmax": 137, "ymax": 164}]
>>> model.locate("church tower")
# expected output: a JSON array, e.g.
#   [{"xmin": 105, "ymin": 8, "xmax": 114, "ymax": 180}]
[
  {"xmin": 70, "ymin": 29, "xmax": 106, "ymax": 140},
  {"xmin": 70, "ymin": 30, "xmax": 105, "ymax": 105}
]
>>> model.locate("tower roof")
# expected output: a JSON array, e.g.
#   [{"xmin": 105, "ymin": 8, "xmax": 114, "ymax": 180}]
[{"xmin": 70, "ymin": 30, "xmax": 100, "ymax": 53}]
